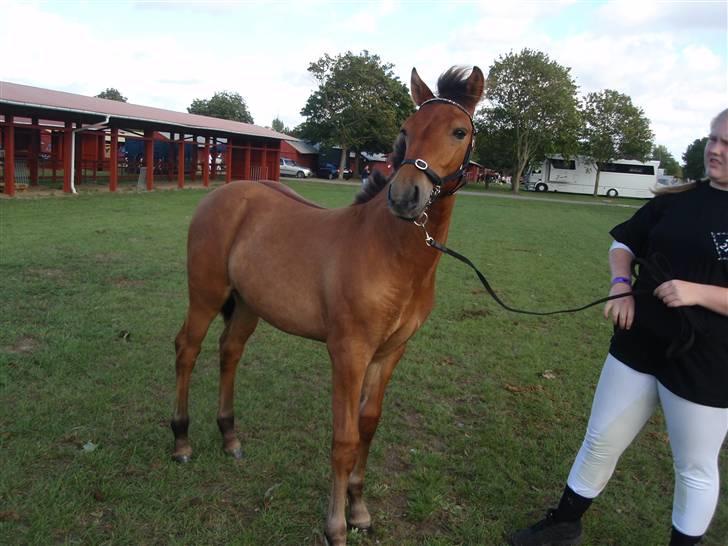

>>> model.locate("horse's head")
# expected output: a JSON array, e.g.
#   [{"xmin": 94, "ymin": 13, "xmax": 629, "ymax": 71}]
[{"xmin": 387, "ymin": 66, "xmax": 485, "ymax": 220}]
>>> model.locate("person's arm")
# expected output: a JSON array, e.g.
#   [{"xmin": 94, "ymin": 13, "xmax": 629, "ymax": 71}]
[
  {"xmin": 653, "ymin": 280, "xmax": 728, "ymax": 317},
  {"xmin": 604, "ymin": 246, "xmax": 635, "ymax": 329}
]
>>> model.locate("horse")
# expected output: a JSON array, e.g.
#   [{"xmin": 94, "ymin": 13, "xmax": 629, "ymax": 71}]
[{"xmin": 171, "ymin": 65, "xmax": 485, "ymax": 545}]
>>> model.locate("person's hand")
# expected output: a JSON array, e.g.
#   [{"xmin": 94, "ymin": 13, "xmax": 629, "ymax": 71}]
[
  {"xmin": 654, "ymin": 280, "xmax": 700, "ymax": 308},
  {"xmin": 604, "ymin": 282, "xmax": 634, "ymax": 329}
]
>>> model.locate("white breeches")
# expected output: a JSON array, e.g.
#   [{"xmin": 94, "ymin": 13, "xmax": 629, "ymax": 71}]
[{"xmin": 567, "ymin": 354, "xmax": 728, "ymax": 536}]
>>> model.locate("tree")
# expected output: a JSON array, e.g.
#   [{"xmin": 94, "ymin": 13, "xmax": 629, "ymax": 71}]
[
  {"xmin": 580, "ymin": 89, "xmax": 653, "ymax": 195},
  {"xmin": 682, "ymin": 137, "xmax": 708, "ymax": 181},
  {"xmin": 188, "ymin": 91, "xmax": 253, "ymax": 123},
  {"xmin": 472, "ymin": 126, "xmax": 514, "ymax": 181},
  {"xmin": 271, "ymin": 117, "xmax": 285, "ymax": 132},
  {"xmin": 651, "ymin": 144, "xmax": 681, "ymax": 177},
  {"xmin": 475, "ymin": 49, "xmax": 581, "ymax": 193},
  {"xmin": 298, "ymin": 50, "xmax": 413, "ymax": 178},
  {"xmin": 95, "ymin": 88, "xmax": 127, "ymax": 102}
]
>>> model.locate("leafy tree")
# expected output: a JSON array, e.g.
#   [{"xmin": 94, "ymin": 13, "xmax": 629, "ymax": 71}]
[
  {"xmin": 298, "ymin": 50, "xmax": 413, "ymax": 178},
  {"xmin": 472, "ymin": 126, "xmax": 514, "ymax": 179},
  {"xmin": 682, "ymin": 137, "xmax": 708, "ymax": 181},
  {"xmin": 271, "ymin": 117, "xmax": 285, "ymax": 132},
  {"xmin": 188, "ymin": 91, "xmax": 253, "ymax": 123},
  {"xmin": 95, "ymin": 88, "xmax": 127, "ymax": 102},
  {"xmin": 580, "ymin": 89, "xmax": 653, "ymax": 195},
  {"xmin": 651, "ymin": 144, "xmax": 681, "ymax": 177},
  {"xmin": 475, "ymin": 49, "xmax": 581, "ymax": 193}
]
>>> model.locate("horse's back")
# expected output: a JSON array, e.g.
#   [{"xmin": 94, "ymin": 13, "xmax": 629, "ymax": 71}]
[
  {"xmin": 257, "ymin": 180, "xmax": 325, "ymax": 209},
  {"xmin": 189, "ymin": 182, "xmax": 326, "ymax": 266}
]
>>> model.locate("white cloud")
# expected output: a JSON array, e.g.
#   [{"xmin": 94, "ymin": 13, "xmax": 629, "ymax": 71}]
[
  {"xmin": 597, "ymin": 0, "xmax": 727, "ymax": 31},
  {"xmin": 682, "ymin": 44, "xmax": 722, "ymax": 72}
]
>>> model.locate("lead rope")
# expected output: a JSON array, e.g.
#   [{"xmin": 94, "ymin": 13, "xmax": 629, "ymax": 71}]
[{"xmin": 413, "ymin": 216, "xmax": 649, "ymax": 316}]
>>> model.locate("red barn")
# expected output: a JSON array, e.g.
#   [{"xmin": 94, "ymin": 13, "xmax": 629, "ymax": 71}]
[{"xmin": 1, "ymin": 81, "xmax": 291, "ymax": 196}]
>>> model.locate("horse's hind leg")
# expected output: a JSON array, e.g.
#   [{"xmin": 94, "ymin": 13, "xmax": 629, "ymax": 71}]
[
  {"xmin": 217, "ymin": 295, "xmax": 259, "ymax": 459},
  {"xmin": 347, "ymin": 345, "xmax": 406, "ymax": 532},
  {"xmin": 171, "ymin": 295, "xmax": 221, "ymax": 463}
]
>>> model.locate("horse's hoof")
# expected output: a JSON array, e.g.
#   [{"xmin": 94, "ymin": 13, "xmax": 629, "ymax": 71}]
[
  {"xmin": 348, "ymin": 522, "xmax": 374, "ymax": 535},
  {"xmin": 172, "ymin": 453, "xmax": 191, "ymax": 464},
  {"xmin": 323, "ymin": 531, "xmax": 347, "ymax": 546},
  {"xmin": 227, "ymin": 447, "xmax": 245, "ymax": 460}
]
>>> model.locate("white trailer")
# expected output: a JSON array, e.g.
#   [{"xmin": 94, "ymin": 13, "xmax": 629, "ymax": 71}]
[{"xmin": 525, "ymin": 156, "xmax": 661, "ymax": 198}]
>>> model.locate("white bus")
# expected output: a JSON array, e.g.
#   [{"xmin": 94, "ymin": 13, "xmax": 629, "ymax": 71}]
[{"xmin": 524, "ymin": 156, "xmax": 661, "ymax": 198}]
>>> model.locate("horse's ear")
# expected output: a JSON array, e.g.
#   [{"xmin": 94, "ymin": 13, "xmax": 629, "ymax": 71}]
[
  {"xmin": 462, "ymin": 66, "xmax": 486, "ymax": 114},
  {"xmin": 410, "ymin": 68, "xmax": 435, "ymax": 106}
]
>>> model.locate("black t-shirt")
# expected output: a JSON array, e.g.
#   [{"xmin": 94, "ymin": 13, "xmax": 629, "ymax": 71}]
[{"xmin": 608, "ymin": 181, "xmax": 728, "ymax": 408}]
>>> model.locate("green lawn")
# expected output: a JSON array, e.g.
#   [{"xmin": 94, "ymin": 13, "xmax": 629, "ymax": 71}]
[{"xmin": 1, "ymin": 181, "xmax": 725, "ymax": 545}]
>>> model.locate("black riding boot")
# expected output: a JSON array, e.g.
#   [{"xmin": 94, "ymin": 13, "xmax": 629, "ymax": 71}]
[
  {"xmin": 509, "ymin": 486, "xmax": 592, "ymax": 546},
  {"xmin": 669, "ymin": 526, "xmax": 702, "ymax": 545}
]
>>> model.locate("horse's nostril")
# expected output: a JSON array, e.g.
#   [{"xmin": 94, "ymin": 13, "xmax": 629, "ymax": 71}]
[{"xmin": 412, "ymin": 184, "xmax": 419, "ymax": 202}]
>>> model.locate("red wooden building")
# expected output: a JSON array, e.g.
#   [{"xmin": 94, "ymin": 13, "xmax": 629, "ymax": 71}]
[
  {"xmin": 280, "ymin": 139, "xmax": 318, "ymax": 172},
  {"xmin": 0, "ymin": 81, "xmax": 295, "ymax": 196}
]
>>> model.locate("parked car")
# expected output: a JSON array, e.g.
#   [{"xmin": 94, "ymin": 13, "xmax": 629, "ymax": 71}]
[
  {"xmin": 317, "ymin": 163, "xmax": 352, "ymax": 180},
  {"xmin": 279, "ymin": 157, "xmax": 313, "ymax": 178}
]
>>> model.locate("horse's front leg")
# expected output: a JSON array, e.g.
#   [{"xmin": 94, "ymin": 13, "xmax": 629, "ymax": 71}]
[
  {"xmin": 325, "ymin": 339, "xmax": 370, "ymax": 546},
  {"xmin": 347, "ymin": 345, "xmax": 406, "ymax": 532}
]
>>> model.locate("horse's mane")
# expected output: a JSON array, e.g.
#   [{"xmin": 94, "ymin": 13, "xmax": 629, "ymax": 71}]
[{"xmin": 353, "ymin": 66, "xmax": 475, "ymax": 205}]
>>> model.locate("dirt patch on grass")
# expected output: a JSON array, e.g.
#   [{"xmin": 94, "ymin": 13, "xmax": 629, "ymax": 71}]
[
  {"xmin": 6, "ymin": 336, "xmax": 40, "ymax": 355},
  {"xmin": 26, "ymin": 267, "xmax": 66, "ymax": 279},
  {"xmin": 460, "ymin": 308, "xmax": 492, "ymax": 319},
  {"xmin": 112, "ymin": 277, "xmax": 146, "ymax": 288}
]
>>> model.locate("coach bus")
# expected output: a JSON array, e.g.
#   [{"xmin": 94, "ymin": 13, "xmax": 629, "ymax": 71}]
[{"xmin": 524, "ymin": 156, "xmax": 662, "ymax": 198}]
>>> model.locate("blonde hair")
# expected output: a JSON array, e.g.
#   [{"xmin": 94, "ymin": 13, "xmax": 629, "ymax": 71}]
[
  {"xmin": 652, "ymin": 180, "xmax": 699, "ymax": 195},
  {"xmin": 711, "ymin": 108, "xmax": 728, "ymax": 130},
  {"xmin": 653, "ymin": 108, "xmax": 727, "ymax": 195}
]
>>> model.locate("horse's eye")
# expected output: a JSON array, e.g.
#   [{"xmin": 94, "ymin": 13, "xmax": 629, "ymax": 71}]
[{"xmin": 454, "ymin": 128, "xmax": 467, "ymax": 140}]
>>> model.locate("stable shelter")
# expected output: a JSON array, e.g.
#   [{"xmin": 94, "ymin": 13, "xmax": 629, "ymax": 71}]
[{"xmin": 0, "ymin": 81, "xmax": 291, "ymax": 196}]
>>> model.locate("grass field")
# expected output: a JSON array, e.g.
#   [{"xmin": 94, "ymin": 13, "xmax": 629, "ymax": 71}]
[{"xmin": 1, "ymin": 181, "xmax": 725, "ymax": 545}]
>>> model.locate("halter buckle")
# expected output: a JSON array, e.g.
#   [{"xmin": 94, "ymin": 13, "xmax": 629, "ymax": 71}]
[{"xmin": 414, "ymin": 158, "xmax": 428, "ymax": 171}]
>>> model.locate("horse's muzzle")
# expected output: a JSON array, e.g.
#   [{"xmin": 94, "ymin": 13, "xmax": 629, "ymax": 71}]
[{"xmin": 386, "ymin": 179, "xmax": 430, "ymax": 221}]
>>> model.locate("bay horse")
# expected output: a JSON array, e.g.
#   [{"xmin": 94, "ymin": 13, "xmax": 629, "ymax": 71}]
[{"xmin": 171, "ymin": 65, "xmax": 485, "ymax": 545}]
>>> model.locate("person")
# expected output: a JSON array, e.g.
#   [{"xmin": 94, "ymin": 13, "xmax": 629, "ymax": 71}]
[
  {"xmin": 361, "ymin": 163, "xmax": 371, "ymax": 187},
  {"xmin": 510, "ymin": 109, "xmax": 728, "ymax": 546}
]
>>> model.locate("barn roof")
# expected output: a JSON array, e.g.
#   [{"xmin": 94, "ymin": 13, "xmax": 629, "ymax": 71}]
[
  {"xmin": 285, "ymin": 139, "xmax": 318, "ymax": 155},
  {"xmin": 0, "ymin": 81, "xmax": 291, "ymax": 140}
]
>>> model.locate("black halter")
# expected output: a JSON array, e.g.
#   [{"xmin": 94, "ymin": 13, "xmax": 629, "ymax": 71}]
[{"xmin": 399, "ymin": 97, "xmax": 476, "ymax": 197}]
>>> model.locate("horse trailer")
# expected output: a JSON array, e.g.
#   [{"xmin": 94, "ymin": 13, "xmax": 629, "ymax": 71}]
[{"xmin": 525, "ymin": 156, "xmax": 662, "ymax": 198}]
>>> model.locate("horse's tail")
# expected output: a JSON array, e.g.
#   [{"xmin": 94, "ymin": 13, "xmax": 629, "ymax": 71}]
[{"xmin": 221, "ymin": 293, "xmax": 236, "ymax": 321}]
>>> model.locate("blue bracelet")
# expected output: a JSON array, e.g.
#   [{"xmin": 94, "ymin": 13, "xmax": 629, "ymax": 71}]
[{"xmin": 611, "ymin": 276, "xmax": 632, "ymax": 286}]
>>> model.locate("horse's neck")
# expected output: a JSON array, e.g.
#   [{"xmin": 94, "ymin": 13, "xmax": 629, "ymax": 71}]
[{"xmin": 366, "ymin": 192, "xmax": 456, "ymax": 270}]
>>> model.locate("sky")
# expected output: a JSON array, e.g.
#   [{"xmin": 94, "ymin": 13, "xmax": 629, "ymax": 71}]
[{"xmin": 1, "ymin": 0, "xmax": 726, "ymax": 162}]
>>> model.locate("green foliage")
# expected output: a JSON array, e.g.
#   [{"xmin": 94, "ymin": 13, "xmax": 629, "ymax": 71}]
[
  {"xmin": 271, "ymin": 117, "xmax": 286, "ymax": 133},
  {"xmin": 95, "ymin": 88, "xmax": 127, "ymax": 102},
  {"xmin": 474, "ymin": 49, "xmax": 581, "ymax": 193},
  {"xmin": 471, "ymin": 125, "xmax": 514, "ymax": 176},
  {"xmin": 651, "ymin": 145, "xmax": 682, "ymax": 177},
  {"xmin": 1, "ymin": 186, "xmax": 726, "ymax": 545},
  {"xmin": 581, "ymin": 89, "xmax": 653, "ymax": 162},
  {"xmin": 188, "ymin": 91, "xmax": 254, "ymax": 123},
  {"xmin": 682, "ymin": 137, "xmax": 708, "ymax": 181},
  {"xmin": 298, "ymin": 50, "xmax": 413, "ymax": 175},
  {"xmin": 581, "ymin": 89, "xmax": 653, "ymax": 194}
]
